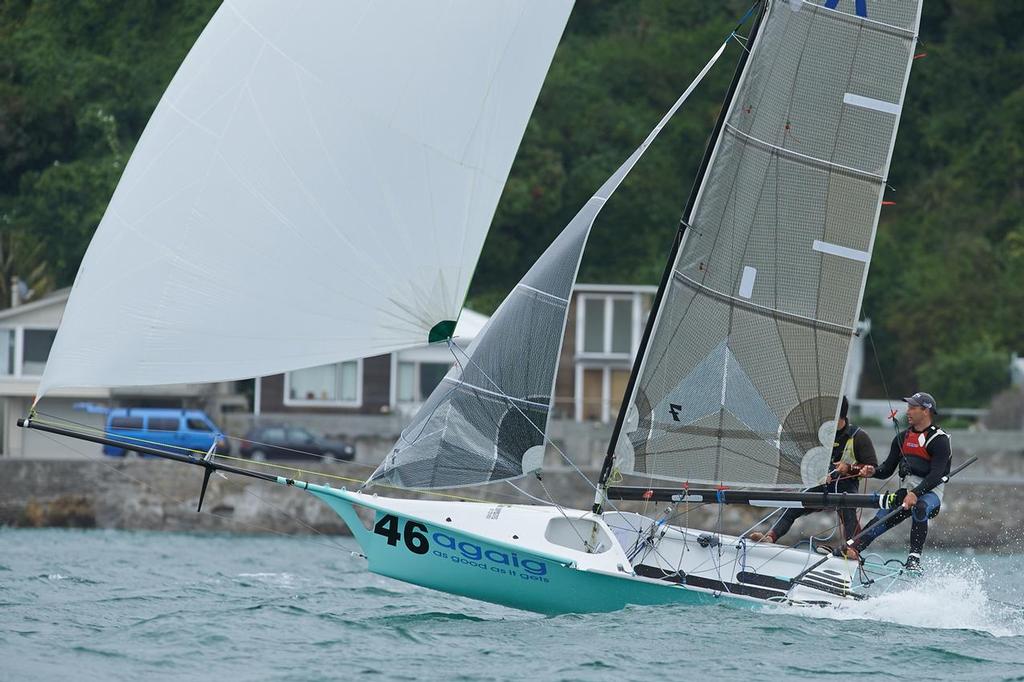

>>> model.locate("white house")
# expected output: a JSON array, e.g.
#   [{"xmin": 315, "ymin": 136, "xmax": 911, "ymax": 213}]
[
  {"xmin": 254, "ymin": 309, "xmax": 489, "ymax": 417},
  {"xmin": 3, "ymin": 288, "xmax": 491, "ymax": 458},
  {"xmin": 0, "ymin": 288, "xmax": 106, "ymax": 457}
]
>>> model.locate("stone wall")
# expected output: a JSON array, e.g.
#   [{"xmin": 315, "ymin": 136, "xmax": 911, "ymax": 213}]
[{"xmin": 3, "ymin": 424, "xmax": 1022, "ymax": 552}]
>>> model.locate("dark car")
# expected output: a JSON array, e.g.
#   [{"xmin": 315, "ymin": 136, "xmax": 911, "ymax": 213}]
[{"xmin": 240, "ymin": 425, "xmax": 355, "ymax": 462}]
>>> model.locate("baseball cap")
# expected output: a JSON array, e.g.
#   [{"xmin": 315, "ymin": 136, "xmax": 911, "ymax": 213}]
[{"xmin": 903, "ymin": 391, "xmax": 938, "ymax": 415}]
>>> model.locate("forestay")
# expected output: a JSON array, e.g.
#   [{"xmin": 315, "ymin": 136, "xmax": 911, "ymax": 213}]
[
  {"xmin": 611, "ymin": 0, "xmax": 923, "ymax": 487},
  {"xmin": 37, "ymin": 0, "xmax": 573, "ymax": 398},
  {"xmin": 370, "ymin": 42, "xmax": 730, "ymax": 489}
]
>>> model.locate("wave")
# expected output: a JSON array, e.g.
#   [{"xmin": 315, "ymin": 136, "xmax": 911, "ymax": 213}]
[
  {"xmin": 369, "ymin": 611, "xmax": 492, "ymax": 626},
  {"xmin": 233, "ymin": 572, "xmax": 298, "ymax": 588},
  {"xmin": 784, "ymin": 557, "xmax": 1024, "ymax": 638}
]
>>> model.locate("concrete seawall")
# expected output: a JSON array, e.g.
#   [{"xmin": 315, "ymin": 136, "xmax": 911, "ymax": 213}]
[{"xmin": 3, "ymin": 426, "xmax": 1022, "ymax": 552}]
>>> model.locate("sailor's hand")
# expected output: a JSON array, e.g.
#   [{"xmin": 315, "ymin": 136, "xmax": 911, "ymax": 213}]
[
  {"xmin": 858, "ymin": 465, "xmax": 875, "ymax": 478},
  {"xmin": 836, "ymin": 462, "xmax": 852, "ymax": 476},
  {"xmin": 902, "ymin": 490, "xmax": 918, "ymax": 509}
]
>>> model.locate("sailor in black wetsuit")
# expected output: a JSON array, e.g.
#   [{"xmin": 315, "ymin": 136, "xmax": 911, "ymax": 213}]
[
  {"xmin": 847, "ymin": 392, "xmax": 951, "ymax": 571},
  {"xmin": 750, "ymin": 397, "xmax": 877, "ymax": 546}
]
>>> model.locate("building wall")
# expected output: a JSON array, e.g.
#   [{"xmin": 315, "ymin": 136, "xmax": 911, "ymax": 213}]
[
  {"xmin": 362, "ymin": 354, "xmax": 391, "ymax": 411},
  {"xmin": 260, "ymin": 354, "xmax": 391, "ymax": 415},
  {"xmin": 0, "ymin": 294, "xmax": 67, "ymax": 328},
  {"xmin": 2, "ymin": 396, "xmax": 106, "ymax": 459},
  {"xmin": 561, "ymin": 286, "xmax": 655, "ymax": 423}
]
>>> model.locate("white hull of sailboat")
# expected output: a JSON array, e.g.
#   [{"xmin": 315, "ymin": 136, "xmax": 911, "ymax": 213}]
[
  {"xmin": 284, "ymin": 479, "xmax": 870, "ymax": 614},
  {"xmin": 604, "ymin": 511, "xmax": 865, "ymax": 606}
]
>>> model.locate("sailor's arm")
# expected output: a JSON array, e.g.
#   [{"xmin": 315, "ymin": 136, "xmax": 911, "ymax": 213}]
[
  {"xmin": 853, "ymin": 430, "xmax": 877, "ymax": 476},
  {"xmin": 870, "ymin": 436, "xmax": 902, "ymax": 479}
]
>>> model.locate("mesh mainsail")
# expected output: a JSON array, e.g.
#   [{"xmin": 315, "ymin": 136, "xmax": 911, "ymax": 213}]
[
  {"xmin": 611, "ymin": 0, "xmax": 923, "ymax": 487},
  {"xmin": 370, "ymin": 43, "xmax": 730, "ymax": 489}
]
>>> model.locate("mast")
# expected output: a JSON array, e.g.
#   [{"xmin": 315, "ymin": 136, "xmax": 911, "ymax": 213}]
[{"xmin": 596, "ymin": 2, "xmax": 767, "ymax": 507}]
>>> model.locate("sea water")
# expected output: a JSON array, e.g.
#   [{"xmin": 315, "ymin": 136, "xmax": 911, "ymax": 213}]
[{"xmin": 2, "ymin": 528, "xmax": 1023, "ymax": 681}]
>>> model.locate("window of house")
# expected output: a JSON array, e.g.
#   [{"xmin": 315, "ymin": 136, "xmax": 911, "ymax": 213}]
[
  {"xmin": 0, "ymin": 329, "xmax": 13, "ymax": 375},
  {"xmin": 610, "ymin": 368, "xmax": 630, "ymax": 421},
  {"xmin": 419, "ymin": 362, "xmax": 448, "ymax": 397},
  {"xmin": 396, "ymin": 362, "xmax": 416, "ymax": 402},
  {"xmin": 21, "ymin": 329, "xmax": 57, "ymax": 375},
  {"xmin": 579, "ymin": 296, "xmax": 635, "ymax": 356},
  {"xmin": 396, "ymin": 361, "xmax": 451, "ymax": 403},
  {"xmin": 286, "ymin": 360, "xmax": 361, "ymax": 406},
  {"xmin": 576, "ymin": 365, "xmax": 632, "ymax": 423},
  {"xmin": 581, "ymin": 368, "xmax": 603, "ymax": 421},
  {"xmin": 582, "ymin": 299, "xmax": 605, "ymax": 352},
  {"xmin": 611, "ymin": 299, "xmax": 632, "ymax": 353}
]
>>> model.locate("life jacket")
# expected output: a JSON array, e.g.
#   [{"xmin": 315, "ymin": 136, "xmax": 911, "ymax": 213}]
[
  {"xmin": 898, "ymin": 424, "xmax": 950, "ymax": 503},
  {"xmin": 831, "ymin": 424, "xmax": 860, "ymax": 466},
  {"xmin": 899, "ymin": 425, "xmax": 946, "ymax": 464}
]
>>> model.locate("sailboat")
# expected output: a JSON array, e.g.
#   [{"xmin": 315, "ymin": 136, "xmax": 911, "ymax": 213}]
[{"xmin": 23, "ymin": 0, "xmax": 951, "ymax": 614}]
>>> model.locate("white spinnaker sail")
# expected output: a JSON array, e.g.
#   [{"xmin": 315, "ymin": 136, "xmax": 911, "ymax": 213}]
[{"xmin": 37, "ymin": 0, "xmax": 573, "ymax": 398}]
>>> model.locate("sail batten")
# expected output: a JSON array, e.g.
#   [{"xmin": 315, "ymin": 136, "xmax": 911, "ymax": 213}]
[
  {"xmin": 672, "ymin": 272, "xmax": 857, "ymax": 335},
  {"xmin": 723, "ymin": 124, "xmax": 885, "ymax": 181},
  {"xmin": 610, "ymin": 0, "xmax": 923, "ymax": 489}
]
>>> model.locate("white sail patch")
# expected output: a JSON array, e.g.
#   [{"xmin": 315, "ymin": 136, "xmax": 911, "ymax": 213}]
[
  {"xmin": 843, "ymin": 93, "xmax": 901, "ymax": 115},
  {"xmin": 801, "ymin": 446, "xmax": 832, "ymax": 486},
  {"xmin": 658, "ymin": 340, "xmax": 780, "ymax": 437},
  {"xmin": 812, "ymin": 239, "xmax": 870, "ymax": 263},
  {"xmin": 738, "ymin": 266, "xmax": 757, "ymax": 299}
]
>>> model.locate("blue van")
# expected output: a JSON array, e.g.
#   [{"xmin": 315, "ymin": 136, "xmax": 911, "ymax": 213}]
[{"xmin": 102, "ymin": 408, "xmax": 230, "ymax": 457}]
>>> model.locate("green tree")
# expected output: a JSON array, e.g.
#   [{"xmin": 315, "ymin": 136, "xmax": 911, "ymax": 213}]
[
  {"xmin": 0, "ymin": 0, "xmax": 219, "ymax": 285},
  {"xmin": 0, "ymin": 225, "xmax": 54, "ymax": 308},
  {"xmin": 916, "ymin": 339, "xmax": 1011, "ymax": 408}
]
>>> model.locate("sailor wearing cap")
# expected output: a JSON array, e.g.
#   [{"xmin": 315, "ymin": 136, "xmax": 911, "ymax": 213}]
[{"xmin": 846, "ymin": 392, "xmax": 952, "ymax": 571}]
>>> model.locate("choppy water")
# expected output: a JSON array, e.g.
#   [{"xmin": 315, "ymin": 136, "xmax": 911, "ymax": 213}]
[{"xmin": 2, "ymin": 529, "xmax": 1023, "ymax": 681}]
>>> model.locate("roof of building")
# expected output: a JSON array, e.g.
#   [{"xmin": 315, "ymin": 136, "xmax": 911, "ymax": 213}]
[
  {"xmin": 453, "ymin": 308, "xmax": 488, "ymax": 340},
  {"xmin": 0, "ymin": 288, "xmax": 71, "ymax": 322}
]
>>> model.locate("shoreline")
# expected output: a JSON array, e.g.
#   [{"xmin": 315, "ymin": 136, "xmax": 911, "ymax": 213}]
[{"xmin": 3, "ymin": 457, "xmax": 1020, "ymax": 552}]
